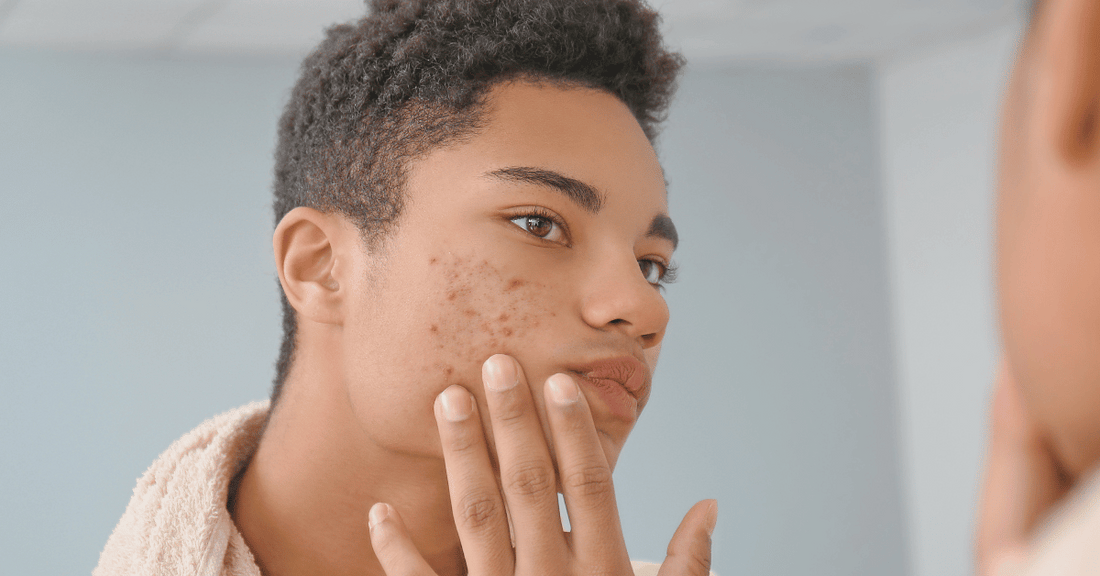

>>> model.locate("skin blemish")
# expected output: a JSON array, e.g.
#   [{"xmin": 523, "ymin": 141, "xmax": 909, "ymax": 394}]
[{"xmin": 420, "ymin": 252, "xmax": 555, "ymax": 387}]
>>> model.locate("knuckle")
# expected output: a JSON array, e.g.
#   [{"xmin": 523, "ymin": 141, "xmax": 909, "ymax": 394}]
[
  {"xmin": 562, "ymin": 465, "xmax": 614, "ymax": 500},
  {"xmin": 491, "ymin": 394, "xmax": 528, "ymax": 425},
  {"xmin": 456, "ymin": 491, "xmax": 502, "ymax": 530},
  {"xmin": 660, "ymin": 532, "xmax": 712, "ymax": 576},
  {"xmin": 688, "ymin": 545, "xmax": 713, "ymax": 575},
  {"xmin": 443, "ymin": 425, "xmax": 481, "ymax": 454},
  {"xmin": 504, "ymin": 462, "xmax": 556, "ymax": 498},
  {"xmin": 671, "ymin": 540, "xmax": 712, "ymax": 576}
]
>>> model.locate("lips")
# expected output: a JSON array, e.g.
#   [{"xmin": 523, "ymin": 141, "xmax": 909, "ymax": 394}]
[{"xmin": 568, "ymin": 356, "xmax": 651, "ymax": 422}]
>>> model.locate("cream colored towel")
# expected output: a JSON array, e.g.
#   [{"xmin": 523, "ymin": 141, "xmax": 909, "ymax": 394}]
[
  {"xmin": 95, "ymin": 401, "xmax": 269, "ymax": 576},
  {"xmin": 1013, "ymin": 469, "xmax": 1100, "ymax": 576},
  {"xmin": 94, "ymin": 400, "xmax": 684, "ymax": 576}
]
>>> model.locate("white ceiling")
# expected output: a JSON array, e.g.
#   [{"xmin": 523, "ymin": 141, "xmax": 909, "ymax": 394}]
[{"xmin": 0, "ymin": 0, "xmax": 1024, "ymax": 63}]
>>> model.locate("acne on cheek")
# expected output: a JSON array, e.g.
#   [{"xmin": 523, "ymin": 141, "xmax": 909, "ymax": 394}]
[{"xmin": 425, "ymin": 254, "xmax": 548, "ymax": 385}]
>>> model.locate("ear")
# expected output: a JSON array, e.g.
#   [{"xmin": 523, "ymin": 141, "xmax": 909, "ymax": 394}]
[
  {"xmin": 1039, "ymin": 0, "xmax": 1100, "ymax": 165},
  {"xmin": 273, "ymin": 207, "xmax": 351, "ymax": 326}
]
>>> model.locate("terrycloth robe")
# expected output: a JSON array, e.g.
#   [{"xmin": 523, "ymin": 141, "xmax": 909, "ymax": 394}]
[
  {"xmin": 1013, "ymin": 469, "xmax": 1100, "ymax": 576},
  {"xmin": 95, "ymin": 401, "xmax": 268, "ymax": 576},
  {"xmin": 95, "ymin": 402, "xmax": 668, "ymax": 576}
]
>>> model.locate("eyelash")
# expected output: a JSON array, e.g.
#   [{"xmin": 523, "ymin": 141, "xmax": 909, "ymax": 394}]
[
  {"xmin": 507, "ymin": 207, "xmax": 678, "ymax": 289},
  {"xmin": 641, "ymin": 258, "xmax": 678, "ymax": 289}
]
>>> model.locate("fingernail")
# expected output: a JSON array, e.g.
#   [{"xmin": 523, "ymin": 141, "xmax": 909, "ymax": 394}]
[
  {"xmin": 483, "ymin": 354, "xmax": 518, "ymax": 392},
  {"xmin": 439, "ymin": 386, "xmax": 472, "ymax": 422},
  {"xmin": 368, "ymin": 502, "xmax": 390, "ymax": 531},
  {"xmin": 547, "ymin": 373, "xmax": 579, "ymax": 405},
  {"xmin": 706, "ymin": 500, "xmax": 718, "ymax": 536}
]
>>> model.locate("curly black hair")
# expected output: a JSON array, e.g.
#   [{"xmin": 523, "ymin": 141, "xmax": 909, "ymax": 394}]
[{"xmin": 270, "ymin": 0, "xmax": 685, "ymax": 403}]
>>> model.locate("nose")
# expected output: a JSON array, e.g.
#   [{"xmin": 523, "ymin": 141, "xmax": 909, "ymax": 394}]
[{"xmin": 579, "ymin": 249, "xmax": 670, "ymax": 349}]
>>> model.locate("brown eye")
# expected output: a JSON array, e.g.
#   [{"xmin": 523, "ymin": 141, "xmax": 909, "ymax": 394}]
[
  {"xmin": 525, "ymin": 216, "xmax": 553, "ymax": 237},
  {"xmin": 509, "ymin": 213, "xmax": 565, "ymax": 242}
]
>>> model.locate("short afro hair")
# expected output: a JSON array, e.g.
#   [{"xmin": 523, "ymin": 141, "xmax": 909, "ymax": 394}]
[{"xmin": 270, "ymin": 0, "xmax": 685, "ymax": 403}]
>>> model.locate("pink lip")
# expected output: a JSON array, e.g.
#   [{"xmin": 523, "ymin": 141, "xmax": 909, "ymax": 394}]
[{"xmin": 569, "ymin": 356, "xmax": 651, "ymax": 422}]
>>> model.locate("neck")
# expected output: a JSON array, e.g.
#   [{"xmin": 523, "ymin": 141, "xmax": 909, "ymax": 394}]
[{"xmin": 231, "ymin": 337, "xmax": 465, "ymax": 576}]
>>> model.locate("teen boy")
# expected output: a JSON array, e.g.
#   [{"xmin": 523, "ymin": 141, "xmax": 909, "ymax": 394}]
[
  {"xmin": 976, "ymin": 0, "xmax": 1100, "ymax": 573},
  {"xmin": 95, "ymin": 1, "xmax": 717, "ymax": 575}
]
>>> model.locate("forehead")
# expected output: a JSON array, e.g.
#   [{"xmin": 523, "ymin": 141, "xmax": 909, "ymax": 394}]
[{"xmin": 463, "ymin": 81, "xmax": 669, "ymax": 207}]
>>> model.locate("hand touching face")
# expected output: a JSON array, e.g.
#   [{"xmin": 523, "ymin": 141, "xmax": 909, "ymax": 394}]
[{"xmin": 367, "ymin": 355, "xmax": 717, "ymax": 576}]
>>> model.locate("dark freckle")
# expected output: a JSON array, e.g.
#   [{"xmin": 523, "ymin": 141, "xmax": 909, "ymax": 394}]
[
  {"xmin": 503, "ymin": 327, "xmax": 514, "ymax": 337},
  {"xmin": 506, "ymin": 278, "xmax": 525, "ymax": 291},
  {"xmin": 498, "ymin": 313, "xmax": 509, "ymax": 322},
  {"xmin": 464, "ymin": 309, "xmax": 477, "ymax": 317},
  {"xmin": 447, "ymin": 292, "xmax": 457, "ymax": 301},
  {"xmin": 444, "ymin": 365, "xmax": 454, "ymax": 377},
  {"xmin": 430, "ymin": 324, "xmax": 438, "ymax": 333},
  {"xmin": 429, "ymin": 257, "xmax": 438, "ymax": 265}
]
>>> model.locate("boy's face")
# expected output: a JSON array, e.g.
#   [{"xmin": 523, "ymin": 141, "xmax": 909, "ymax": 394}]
[
  {"xmin": 337, "ymin": 81, "xmax": 675, "ymax": 469},
  {"xmin": 997, "ymin": 23, "xmax": 1100, "ymax": 478}
]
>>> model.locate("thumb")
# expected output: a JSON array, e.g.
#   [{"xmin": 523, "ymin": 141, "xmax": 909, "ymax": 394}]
[
  {"xmin": 368, "ymin": 502, "xmax": 438, "ymax": 576},
  {"xmin": 658, "ymin": 499, "xmax": 717, "ymax": 576}
]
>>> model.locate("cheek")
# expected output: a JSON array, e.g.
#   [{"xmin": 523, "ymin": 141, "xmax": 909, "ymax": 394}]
[{"xmin": 423, "ymin": 254, "xmax": 556, "ymax": 387}]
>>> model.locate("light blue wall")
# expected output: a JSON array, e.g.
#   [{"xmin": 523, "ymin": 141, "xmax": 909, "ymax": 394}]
[
  {"xmin": 0, "ymin": 52, "xmax": 908, "ymax": 575},
  {"xmin": 0, "ymin": 50, "xmax": 296, "ymax": 574},
  {"xmin": 619, "ymin": 65, "xmax": 908, "ymax": 574}
]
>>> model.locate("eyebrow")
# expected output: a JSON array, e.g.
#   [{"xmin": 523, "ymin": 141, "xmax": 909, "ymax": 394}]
[
  {"xmin": 648, "ymin": 214, "xmax": 679, "ymax": 251},
  {"xmin": 486, "ymin": 166, "xmax": 604, "ymax": 213}
]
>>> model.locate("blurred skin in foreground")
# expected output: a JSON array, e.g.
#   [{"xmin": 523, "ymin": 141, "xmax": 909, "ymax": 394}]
[{"xmin": 976, "ymin": 0, "xmax": 1100, "ymax": 573}]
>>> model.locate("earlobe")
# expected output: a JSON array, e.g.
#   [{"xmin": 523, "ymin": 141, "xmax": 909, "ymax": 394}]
[
  {"xmin": 1042, "ymin": 0, "xmax": 1100, "ymax": 165},
  {"xmin": 273, "ymin": 207, "xmax": 346, "ymax": 326}
]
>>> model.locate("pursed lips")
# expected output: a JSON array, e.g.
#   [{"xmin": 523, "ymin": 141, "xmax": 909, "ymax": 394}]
[{"xmin": 567, "ymin": 356, "xmax": 651, "ymax": 422}]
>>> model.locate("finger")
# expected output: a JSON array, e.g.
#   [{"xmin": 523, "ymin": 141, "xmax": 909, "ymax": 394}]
[
  {"xmin": 481, "ymin": 354, "xmax": 568, "ymax": 563},
  {"xmin": 368, "ymin": 502, "xmax": 438, "ymax": 576},
  {"xmin": 975, "ymin": 362, "xmax": 1067, "ymax": 575},
  {"xmin": 434, "ymin": 385, "xmax": 515, "ymax": 575},
  {"xmin": 543, "ymin": 373, "xmax": 630, "ymax": 566},
  {"xmin": 658, "ymin": 499, "xmax": 717, "ymax": 576}
]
